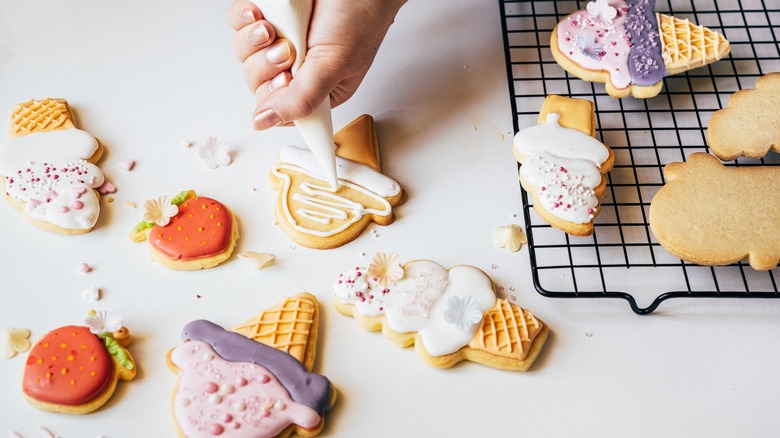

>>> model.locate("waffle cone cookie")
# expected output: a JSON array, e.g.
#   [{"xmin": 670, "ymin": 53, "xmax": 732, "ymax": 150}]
[
  {"xmin": 551, "ymin": 0, "xmax": 730, "ymax": 98},
  {"xmin": 269, "ymin": 115, "xmax": 405, "ymax": 249},
  {"xmin": 706, "ymin": 73, "xmax": 780, "ymax": 161},
  {"xmin": 22, "ymin": 311, "xmax": 136, "ymax": 414},
  {"xmin": 1, "ymin": 98, "xmax": 108, "ymax": 233},
  {"xmin": 167, "ymin": 293, "xmax": 336, "ymax": 438},
  {"xmin": 333, "ymin": 253, "xmax": 548, "ymax": 371},
  {"xmin": 513, "ymin": 95, "xmax": 614, "ymax": 236},
  {"xmin": 130, "ymin": 190, "xmax": 239, "ymax": 270},
  {"xmin": 649, "ymin": 153, "xmax": 780, "ymax": 271}
]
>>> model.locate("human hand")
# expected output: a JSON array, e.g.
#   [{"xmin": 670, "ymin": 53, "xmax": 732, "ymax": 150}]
[{"xmin": 228, "ymin": 0, "xmax": 407, "ymax": 130}]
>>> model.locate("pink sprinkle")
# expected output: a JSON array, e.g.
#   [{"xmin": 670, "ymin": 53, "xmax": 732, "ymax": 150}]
[
  {"xmin": 221, "ymin": 413, "xmax": 233, "ymax": 423},
  {"xmin": 588, "ymin": 208, "xmax": 594, "ymax": 214},
  {"xmin": 205, "ymin": 382, "xmax": 219, "ymax": 393},
  {"xmin": 209, "ymin": 423, "xmax": 224, "ymax": 436},
  {"xmin": 79, "ymin": 262, "xmax": 91, "ymax": 273},
  {"xmin": 236, "ymin": 377, "xmax": 248, "ymax": 387},
  {"xmin": 196, "ymin": 294, "xmax": 202, "ymax": 298},
  {"xmin": 72, "ymin": 200, "xmax": 84, "ymax": 210},
  {"xmin": 97, "ymin": 180, "xmax": 116, "ymax": 195},
  {"xmin": 258, "ymin": 374, "xmax": 270, "ymax": 384},
  {"xmin": 356, "ymin": 272, "xmax": 362, "ymax": 277},
  {"xmin": 59, "ymin": 206, "xmax": 69, "ymax": 213},
  {"xmin": 118, "ymin": 159, "xmax": 135, "ymax": 171}
]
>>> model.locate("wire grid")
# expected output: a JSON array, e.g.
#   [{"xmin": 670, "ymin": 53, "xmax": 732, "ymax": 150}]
[{"xmin": 500, "ymin": 0, "xmax": 780, "ymax": 314}]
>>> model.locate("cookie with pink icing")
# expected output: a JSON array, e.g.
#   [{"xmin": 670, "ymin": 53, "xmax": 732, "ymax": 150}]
[
  {"xmin": 0, "ymin": 99, "xmax": 108, "ymax": 234},
  {"xmin": 333, "ymin": 253, "xmax": 549, "ymax": 371},
  {"xmin": 167, "ymin": 293, "xmax": 335, "ymax": 437},
  {"xmin": 551, "ymin": 0, "xmax": 730, "ymax": 98}
]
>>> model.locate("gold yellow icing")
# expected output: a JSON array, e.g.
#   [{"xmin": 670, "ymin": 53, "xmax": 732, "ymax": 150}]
[
  {"xmin": 334, "ymin": 114, "xmax": 381, "ymax": 171},
  {"xmin": 537, "ymin": 95, "xmax": 595, "ymax": 136},
  {"xmin": 10, "ymin": 98, "xmax": 75, "ymax": 137},
  {"xmin": 468, "ymin": 299, "xmax": 543, "ymax": 360}
]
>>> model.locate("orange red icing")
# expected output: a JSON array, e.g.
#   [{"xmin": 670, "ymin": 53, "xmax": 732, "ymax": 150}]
[
  {"xmin": 150, "ymin": 196, "xmax": 232, "ymax": 261},
  {"xmin": 23, "ymin": 326, "xmax": 113, "ymax": 405}
]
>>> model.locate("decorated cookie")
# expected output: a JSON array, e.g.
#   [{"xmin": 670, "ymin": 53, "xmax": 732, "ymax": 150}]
[
  {"xmin": 649, "ymin": 153, "xmax": 780, "ymax": 270},
  {"xmin": 22, "ymin": 310, "xmax": 136, "ymax": 414},
  {"xmin": 167, "ymin": 293, "xmax": 336, "ymax": 438},
  {"xmin": 0, "ymin": 98, "xmax": 108, "ymax": 233},
  {"xmin": 513, "ymin": 95, "xmax": 614, "ymax": 236},
  {"xmin": 269, "ymin": 114, "xmax": 405, "ymax": 249},
  {"xmin": 130, "ymin": 190, "xmax": 239, "ymax": 270},
  {"xmin": 551, "ymin": 0, "xmax": 730, "ymax": 98},
  {"xmin": 333, "ymin": 253, "xmax": 548, "ymax": 371},
  {"xmin": 707, "ymin": 73, "xmax": 780, "ymax": 161}
]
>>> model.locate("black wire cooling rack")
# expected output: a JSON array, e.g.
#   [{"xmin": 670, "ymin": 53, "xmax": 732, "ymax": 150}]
[{"xmin": 499, "ymin": 0, "xmax": 780, "ymax": 314}]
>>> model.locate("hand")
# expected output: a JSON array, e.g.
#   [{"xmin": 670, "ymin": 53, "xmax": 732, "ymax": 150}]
[{"xmin": 228, "ymin": 0, "xmax": 407, "ymax": 130}]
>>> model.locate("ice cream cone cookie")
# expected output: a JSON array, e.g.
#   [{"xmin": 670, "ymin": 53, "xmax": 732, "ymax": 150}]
[
  {"xmin": 269, "ymin": 115, "xmax": 405, "ymax": 249},
  {"xmin": 513, "ymin": 95, "xmax": 614, "ymax": 236},
  {"xmin": 333, "ymin": 253, "xmax": 548, "ymax": 371},
  {"xmin": 706, "ymin": 73, "xmax": 780, "ymax": 161},
  {"xmin": 551, "ymin": 0, "xmax": 730, "ymax": 98},
  {"xmin": 0, "ymin": 98, "xmax": 107, "ymax": 233},
  {"xmin": 649, "ymin": 153, "xmax": 780, "ymax": 271},
  {"xmin": 167, "ymin": 293, "xmax": 336, "ymax": 438},
  {"xmin": 22, "ymin": 310, "xmax": 136, "ymax": 414},
  {"xmin": 130, "ymin": 190, "xmax": 239, "ymax": 270}
]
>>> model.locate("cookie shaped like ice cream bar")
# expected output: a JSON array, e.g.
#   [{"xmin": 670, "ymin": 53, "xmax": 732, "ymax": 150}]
[
  {"xmin": 168, "ymin": 293, "xmax": 336, "ymax": 438},
  {"xmin": 513, "ymin": 95, "xmax": 614, "ymax": 236},
  {"xmin": 552, "ymin": 0, "xmax": 730, "ymax": 98},
  {"xmin": 0, "ymin": 98, "xmax": 108, "ymax": 233},
  {"xmin": 333, "ymin": 253, "xmax": 548, "ymax": 371},
  {"xmin": 270, "ymin": 115, "xmax": 405, "ymax": 249}
]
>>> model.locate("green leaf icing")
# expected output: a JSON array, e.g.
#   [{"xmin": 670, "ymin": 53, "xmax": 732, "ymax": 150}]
[
  {"xmin": 132, "ymin": 191, "xmax": 190, "ymax": 232},
  {"xmin": 103, "ymin": 335, "xmax": 134, "ymax": 370}
]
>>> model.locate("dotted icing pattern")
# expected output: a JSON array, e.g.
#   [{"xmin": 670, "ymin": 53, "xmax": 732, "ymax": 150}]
[
  {"xmin": 22, "ymin": 326, "xmax": 113, "ymax": 406},
  {"xmin": 150, "ymin": 196, "xmax": 232, "ymax": 261}
]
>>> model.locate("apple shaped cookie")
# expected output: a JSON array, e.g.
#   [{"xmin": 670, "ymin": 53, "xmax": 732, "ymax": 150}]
[
  {"xmin": 270, "ymin": 115, "xmax": 405, "ymax": 249},
  {"xmin": 22, "ymin": 311, "xmax": 136, "ymax": 414},
  {"xmin": 0, "ymin": 98, "xmax": 108, "ymax": 233},
  {"xmin": 552, "ymin": 0, "xmax": 730, "ymax": 98},
  {"xmin": 333, "ymin": 253, "xmax": 549, "ymax": 371},
  {"xmin": 131, "ymin": 190, "xmax": 239, "ymax": 270},
  {"xmin": 167, "ymin": 293, "xmax": 336, "ymax": 438}
]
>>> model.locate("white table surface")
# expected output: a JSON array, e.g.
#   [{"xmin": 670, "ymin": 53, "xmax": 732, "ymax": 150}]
[{"xmin": 1, "ymin": 1, "xmax": 778, "ymax": 437}]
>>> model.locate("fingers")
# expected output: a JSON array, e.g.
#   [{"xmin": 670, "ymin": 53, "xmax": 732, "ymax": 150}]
[
  {"xmin": 242, "ymin": 39, "xmax": 296, "ymax": 93},
  {"xmin": 227, "ymin": 0, "xmax": 262, "ymax": 30},
  {"xmin": 233, "ymin": 20, "xmax": 276, "ymax": 61}
]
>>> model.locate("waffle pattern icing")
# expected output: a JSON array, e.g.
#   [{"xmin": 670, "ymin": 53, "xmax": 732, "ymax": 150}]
[
  {"xmin": 11, "ymin": 98, "xmax": 74, "ymax": 136},
  {"xmin": 469, "ymin": 299, "xmax": 543, "ymax": 360},
  {"xmin": 658, "ymin": 13, "xmax": 730, "ymax": 73}
]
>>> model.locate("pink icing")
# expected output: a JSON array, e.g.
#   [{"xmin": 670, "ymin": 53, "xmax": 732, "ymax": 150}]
[
  {"xmin": 556, "ymin": 0, "xmax": 633, "ymax": 89},
  {"xmin": 170, "ymin": 341, "xmax": 321, "ymax": 438}
]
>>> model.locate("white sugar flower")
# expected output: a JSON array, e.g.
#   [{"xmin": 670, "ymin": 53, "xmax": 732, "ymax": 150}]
[
  {"xmin": 85, "ymin": 310, "xmax": 124, "ymax": 335},
  {"xmin": 198, "ymin": 136, "xmax": 232, "ymax": 169},
  {"xmin": 366, "ymin": 252, "xmax": 404, "ymax": 286},
  {"xmin": 586, "ymin": 0, "xmax": 617, "ymax": 24},
  {"xmin": 144, "ymin": 195, "xmax": 178, "ymax": 226},
  {"xmin": 492, "ymin": 224, "xmax": 527, "ymax": 252},
  {"xmin": 1, "ymin": 327, "xmax": 31, "ymax": 359},
  {"xmin": 443, "ymin": 295, "xmax": 483, "ymax": 331}
]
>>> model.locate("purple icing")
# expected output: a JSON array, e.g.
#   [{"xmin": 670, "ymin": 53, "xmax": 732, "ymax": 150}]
[
  {"xmin": 182, "ymin": 320, "xmax": 332, "ymax": 416},
  {"xmin": 625, "ymin": 0, "xmax": 666, "ymax": 85}
]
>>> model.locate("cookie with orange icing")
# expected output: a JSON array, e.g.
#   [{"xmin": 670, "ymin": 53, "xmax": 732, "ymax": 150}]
[
  {"xmin": 22, "ymin": 310, "xmax": 136, "ymax": 414},
  {"xmin": 130, "ymin": 190, "xmax": 239, "ymax": 270}
]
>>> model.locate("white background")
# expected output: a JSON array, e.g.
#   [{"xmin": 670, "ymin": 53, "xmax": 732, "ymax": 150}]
[{"xmin": 0, "ymin": 0, "xmax": 778, "ymax": 437}]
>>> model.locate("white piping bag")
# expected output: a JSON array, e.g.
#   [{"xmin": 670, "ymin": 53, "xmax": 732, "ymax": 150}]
[{"xmin": 250, "ymin": 0, "xmax": 339, "ymax": 190}]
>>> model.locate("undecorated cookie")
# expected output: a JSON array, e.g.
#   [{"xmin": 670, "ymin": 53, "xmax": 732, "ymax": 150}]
[
  {"xmin": 707, "ymin": 72, "xmax": 780, "ymax": 161},
  {"xmin": 513, "ymin": 95, "xmax": 614, "ymax": 236},
  {"xmin": 269, "ymin": 115, "xmax": 405, "ymax": 249},
  {"xmin": 130, "ymin": 190, "xmax": 239, "ymax": 270},
  {"xmin": 551, "ymin": 0, "xmax": 730, "ymax": 98},
  {"xmin": 333, "ymin": 253, "xmax": 548, "ymax": 371},
  {"xmin": 0, "ymin": 98, "xmax": 107, "ymax": 233},
  {"xmin": 167, "ymin": 293, "xmax": 336, "ymax": 438},
  {"xmin": 22, "ymin": 310, "xmax": 136, "ymax": 414},
  {"xmin": 649, "ymin": 152, "xmax": 780, "ymax": 270}
]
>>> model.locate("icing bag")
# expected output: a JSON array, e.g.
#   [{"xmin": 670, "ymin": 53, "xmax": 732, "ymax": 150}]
[{"xmin": 250, "ymin": 0, "xmax": 339, "ymax": 190}]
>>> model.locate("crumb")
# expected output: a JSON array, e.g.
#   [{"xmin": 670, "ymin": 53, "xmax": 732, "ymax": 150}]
[
  {"xmin": 118, "ymin": 159, "xmax": 135, "ymax": 171},
  {"xmin": 82, "ymin": 286, "xmax": 100, "ymax": 302},
  {"xmin": 180, "ymin": 139, "xmax": 191, "ymax": 148},
  {"xmin": 79, "ymin": 262, "xmax": 91, "ymax": 273},
  {"xmin": 126, "ymin": 201, "xmax": 137, "ymax": 208},
  {"xmin": 106, "ymin": 196, "xmax": 114, "ymax": 203}
]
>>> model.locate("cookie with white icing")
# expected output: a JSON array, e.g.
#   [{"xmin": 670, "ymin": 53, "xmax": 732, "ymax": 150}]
[
  {"xmin": 0, "ymin": 98, "xmax": 107, "ymax": 234},
  {"xmin": 130, "ymin": 190, "xmax": 239, "ymax": 270},
  {"xmin": 167, "ymin": 293, "xmax": 336, "ymax": 438},
  {"xmin": 269, "ymin": 114, "xmax": 405, "ymax": 249},
  {"xmin": 551, "ymin": 0, "xmax": 730, "ymax": 98},
  {"xmin": 513, "ymin": 95, "xmax": 614, "ymax": 236},
  {"xmin": 333, "ymin": 253, "xmax": 548, "ymax": 371},
  {"xmin": 649, "ymin": 153, "xmax": 780, "ymax": 270}
]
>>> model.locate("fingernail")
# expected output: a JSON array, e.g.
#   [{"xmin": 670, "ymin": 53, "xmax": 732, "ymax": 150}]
[
  {"xmin": 247, "ymin": 24, "xmax": 269, "ymax": 45},
  {"xmin": 267, "ymin": 73, "xmax": 288, "ymax": 92},
  {"xmin": 239, "ymin": 8, "xmax": 255, "ymax": 24},
  {"xmin": 266, "ymin": 42, "xmax": 290, "ymax": 65},
  {"xmin": 254, "ymin": 109, "xmax": 282, "ymax": 130}
]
